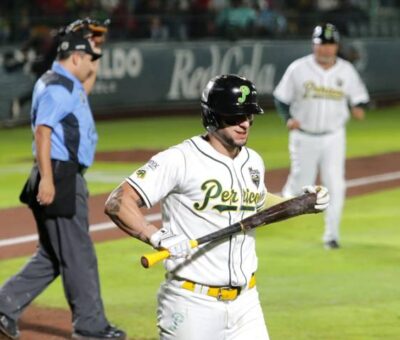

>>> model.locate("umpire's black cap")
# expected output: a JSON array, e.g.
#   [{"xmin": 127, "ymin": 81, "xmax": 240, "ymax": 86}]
[
  {"xmin": 57, "ymin": 32, "xmax": 102, "ymax": 61},
  {"xmin": 312, "ymin": 23, "xmax": 340, "ymax": 44}
]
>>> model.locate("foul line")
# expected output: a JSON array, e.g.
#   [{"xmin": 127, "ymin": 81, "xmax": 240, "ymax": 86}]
[
  {"xmin": 346, "ymin": 171, "xmax": 400, "ymax": 187},
  {"xmin": 0, "ymin": 213, "xmax": 161, "ymax": 248},
  {"xmin": 2, "ymin": 170, "xmax": 400, "ymax": 249}
]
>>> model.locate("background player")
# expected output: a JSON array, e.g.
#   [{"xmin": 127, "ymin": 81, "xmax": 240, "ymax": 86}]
[
  {"xmin": 273, "ymin": 23, "xmax": 369, "ymax": 249},
  {"xmin": 104, "ymin": 74, "xmax": 329, "ymax": 339}
]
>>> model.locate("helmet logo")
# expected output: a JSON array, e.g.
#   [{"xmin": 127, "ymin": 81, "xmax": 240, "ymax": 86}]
[
  {"xmin": 325, "ymin": 26, "xmax": 334, "ymax": 40},
  {"xmin": 238, "ymin": 85, "xmax": 250, "ymax": 104}
]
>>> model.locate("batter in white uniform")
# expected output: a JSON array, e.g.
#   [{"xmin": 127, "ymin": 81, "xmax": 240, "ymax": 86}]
[
  {"xmin": 105, "ymin": 74, "xmax": 330, "ymax": 339},
  {"xmin": 273, "ymin": 23, "xmax": 369, "ymax": 249}
]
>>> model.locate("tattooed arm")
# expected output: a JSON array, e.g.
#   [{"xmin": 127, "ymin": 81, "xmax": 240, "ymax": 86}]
[{"xmin": 104, "ymin": 182, "xmax": 159, "ymax": 243}]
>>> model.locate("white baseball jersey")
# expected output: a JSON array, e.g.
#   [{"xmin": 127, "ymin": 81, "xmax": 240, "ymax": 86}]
[
  {"xmin": 274, "ymin": 54, "xmax": 369, "ymax": 245},
  {"xmin": 127, "ymin": 135, "xmax": 267, "ymax": 287},
  {"xmin": 273, "ymin": 54, "xmax": 369, "ymax": 133}
]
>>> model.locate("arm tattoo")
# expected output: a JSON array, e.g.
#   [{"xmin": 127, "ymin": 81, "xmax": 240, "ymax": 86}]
[
  {"xmin": 106, "ymin": 186, "xmax": 123, "ymax": 214},
  {"xmin": 108, "ymin": 215, "xmax": 148, "ymax": 242},
  {"xmin": 136, "ymin": 197, "xmax": 145, "ymax": 208},
  {"xmin": 105, "ymin": 186, "xmax": 149, "ymax": 242}
]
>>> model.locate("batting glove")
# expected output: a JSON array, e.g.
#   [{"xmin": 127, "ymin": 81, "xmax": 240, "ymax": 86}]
[
  {"xmin": 302, "ymin": 185, "xmax": 330, "ymax": 211},
  {"xmin": 150, "ymin": 228, "xmax": 191, "ymax": 259}
]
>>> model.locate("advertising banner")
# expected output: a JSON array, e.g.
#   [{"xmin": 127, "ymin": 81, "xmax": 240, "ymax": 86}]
[{"xmin": 1, "ymin": 39, "xmax": 399, "ymax": 122}]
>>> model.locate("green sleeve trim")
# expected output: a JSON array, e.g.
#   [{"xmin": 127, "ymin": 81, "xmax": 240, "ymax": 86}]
[
  {"xmin": 352, "ymin": 102, "xmax": 369, "ymax": 110},
  {"xmin": 274, "ymin": 98, "xmax": 291, "ymax": 123}
]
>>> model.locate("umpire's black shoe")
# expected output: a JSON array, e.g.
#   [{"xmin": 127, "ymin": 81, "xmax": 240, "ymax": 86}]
[
  {"xmin": 72, "ymin": 325, "xmax": 126, "ymax": 340},
  {"xmin": 324, "ymin": 240, "xmax": 340, "ymax": 250},
  {"xmin": 0, "ymin": 313, "xmax": 20, "ymax": 340}
]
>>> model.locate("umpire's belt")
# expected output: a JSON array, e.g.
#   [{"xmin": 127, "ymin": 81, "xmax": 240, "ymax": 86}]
[
  {"xmin": 53, "ymin": 160, "xmax": 87, "ymax": 175},
  {"xmin": 37, "ymin": 160, "xmax": 87, "ymax": 175},
  {"xmin": 180, "ymin": 274, "xmax": 256, "ymax": 301},
  {"xmin": 77, "ymin": 163, "xmax": 87, "ymax": 175}
]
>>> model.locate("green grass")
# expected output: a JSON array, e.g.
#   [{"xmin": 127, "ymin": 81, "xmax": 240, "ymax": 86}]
[
  {"xmin": 94, "ymin": 105, "xmax": 400, "ymax": 168},
  {"xmin": 0, "ymin": 105, "xmax": 399, "ymax": 208},
  {"xmin": 1, "ymin": 189, "xmax": 399, "ymax": 339},
  {"xmin": 259, "ymin": 189, "xmax": 400, "ymax": 340},
  {"xmin": 0, "ymin": 105, "xmax": 399, "ymax": 339}
]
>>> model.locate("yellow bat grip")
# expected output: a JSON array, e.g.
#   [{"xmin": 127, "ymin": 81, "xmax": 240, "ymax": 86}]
[{"xmin": 141, "ymin": 240, "xmax": 198, "ymax": 269}]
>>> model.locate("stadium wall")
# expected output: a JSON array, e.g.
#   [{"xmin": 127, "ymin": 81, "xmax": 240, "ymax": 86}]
[{"xmin": 1, "ymin": 38, "xmax": 399, "ymax": 123}]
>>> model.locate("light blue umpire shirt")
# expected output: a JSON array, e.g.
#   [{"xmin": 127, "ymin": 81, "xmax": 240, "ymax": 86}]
[{"xmin": 31, "ymin": 61, "xmax": 98, "ymax": 168}]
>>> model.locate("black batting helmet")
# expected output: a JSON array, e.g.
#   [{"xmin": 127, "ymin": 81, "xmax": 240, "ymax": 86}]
[
  {"xmin": 201, "ymin": 74, "xmax": 263, "ymax": 132},
  {"xmin": 312, "ymin": 23, "xmax": 340, "ymax": 44}
]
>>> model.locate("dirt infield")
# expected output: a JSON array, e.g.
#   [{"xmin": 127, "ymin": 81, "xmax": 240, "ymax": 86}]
[{"xmin": 1, "ymin": 150, "xmax": 400, "ymax": 340}]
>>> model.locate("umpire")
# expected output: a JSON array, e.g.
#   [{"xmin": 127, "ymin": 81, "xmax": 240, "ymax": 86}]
[{"xmin": 0, "ymin": 30, "xmax": 126, "ymax": 340}]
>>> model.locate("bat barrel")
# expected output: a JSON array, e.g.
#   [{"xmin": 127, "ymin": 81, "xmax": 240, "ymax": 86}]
[{"xmin": 196, "ymin": 222, "xmax": 242, "ymax": 245}]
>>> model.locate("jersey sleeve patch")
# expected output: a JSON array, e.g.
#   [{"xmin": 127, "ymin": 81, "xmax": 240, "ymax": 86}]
[{"xmin": 126, "ymin": 148, "xmax": 185, "ymax": 207}]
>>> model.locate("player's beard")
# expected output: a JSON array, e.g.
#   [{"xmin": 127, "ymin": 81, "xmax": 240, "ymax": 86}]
[{"xmin": 214, "ymin": 129, "xmax": 248, "ymax": 150}]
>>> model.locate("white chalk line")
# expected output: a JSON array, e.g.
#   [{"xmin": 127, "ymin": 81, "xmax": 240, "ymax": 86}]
[
  {"xmin": 346, "ymin": 171, "xmax": 400, "ymax": 187},
  {"xmin": 1, "ymin": 170, "xmax": 400, "ymax": 249},
  {"xmin": 0, "ymin": 213, "xmax": 161, "ymax": 248}
]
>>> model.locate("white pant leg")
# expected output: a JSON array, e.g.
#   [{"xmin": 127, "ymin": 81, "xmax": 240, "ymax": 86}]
[
  {"xmin": 157, "ymin": 282, "xmax": 226, "ymax": 340},
  {"xmin": 226, "ymin": 288, "xmax": 270, "ymax": 340},
  {"xmin": 320, "ymin": 128, "xmax": 346, "ymax": 242},
  {"xmin": 157, "ymin": 282, "xmax": 269, "ymax": 340},
  {"xmin": 283, "ymin": 130, "xmax": 320, "ymax": 198}
]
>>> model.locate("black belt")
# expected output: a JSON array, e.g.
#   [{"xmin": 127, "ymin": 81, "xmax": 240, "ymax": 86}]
[
  {"xmin": 78, "ymin": 164, "xmax": 87, "ymax": 175},
  {"xmin": 298, "ymin": 128, "xmax": 333, "ymax": 136},
  {"xmin": 43, "ymin": 160, "xmax": 87, "ymax": 175}
]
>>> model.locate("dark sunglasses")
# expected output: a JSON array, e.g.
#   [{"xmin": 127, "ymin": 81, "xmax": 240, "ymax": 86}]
[
  {"xmin": 219, "ymin": 114, "xmax": 254, "ymax": 126},
  {"xmin": 76, "ymin": 50, "xmax": 102, "ymax": 62},
  {"xmin": 89, "ymin": 52, "xmax": 102, "ymax": 61}
]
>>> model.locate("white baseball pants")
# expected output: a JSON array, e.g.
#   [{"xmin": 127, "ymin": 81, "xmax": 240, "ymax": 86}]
[
  {"xmin": 157, "ymin": 280, "xmax": 270, "ymax": 340},
  {"xmin": 282, "ymin": 128, "xmax": 346, "ymax": 242}
]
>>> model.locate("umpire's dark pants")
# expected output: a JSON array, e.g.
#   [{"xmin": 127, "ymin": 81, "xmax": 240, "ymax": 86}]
[{"xmin": 0, "ymin": 174, "xmax": 108, "ymax": 333}]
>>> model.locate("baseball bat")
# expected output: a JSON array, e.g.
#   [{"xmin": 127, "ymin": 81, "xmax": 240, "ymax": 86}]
[{"xmin": 141, "ymin": 192, "xmax": 319, "ymax": 268}]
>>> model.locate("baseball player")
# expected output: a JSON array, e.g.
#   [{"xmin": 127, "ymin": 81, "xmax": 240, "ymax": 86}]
[
  {"xmin": 104, "ymin": 74, "xmax": 330, "ymax": 340},
  {"xmin": 273, "ymin": 23, "xmax": 369, "ymax": 249}
]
